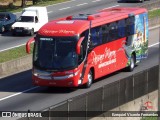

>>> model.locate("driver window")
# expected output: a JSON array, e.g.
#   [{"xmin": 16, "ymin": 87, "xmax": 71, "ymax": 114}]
[{"xmin": 78, "ymin": 35, "xmax": 88, "ymax": 64}]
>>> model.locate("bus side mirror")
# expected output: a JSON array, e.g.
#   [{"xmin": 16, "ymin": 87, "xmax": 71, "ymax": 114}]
[
  {"xmin": 26, "ymin": 37, "xmax": 35, "ymax": 54},
  {"xmin": 76, "ymin": 36, "xmax": 84, "ymax": 55}
]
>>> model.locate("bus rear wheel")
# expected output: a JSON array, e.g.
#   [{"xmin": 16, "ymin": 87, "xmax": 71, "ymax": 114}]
[
  {"xmin": 84, "ymin": 70, "xmax": 93, "ymax": 88},
  {"xmin": 128, "ymin": 54, "xmax": 135, "ymax": 72}
]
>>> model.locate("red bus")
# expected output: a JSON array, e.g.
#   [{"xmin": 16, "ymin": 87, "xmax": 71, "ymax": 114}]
[{"xmin": 26, "ymin": 7, "xmax": 148, "ymax": 88}]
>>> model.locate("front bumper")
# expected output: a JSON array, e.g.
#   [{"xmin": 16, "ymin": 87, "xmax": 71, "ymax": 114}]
[{"xmin": 32, "ymin": 75, "xmax": 79, "ymax": 87}]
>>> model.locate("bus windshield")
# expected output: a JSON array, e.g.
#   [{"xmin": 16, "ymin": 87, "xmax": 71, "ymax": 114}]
[{"xmin": 33, "ymin": 36, "xmax": 78, "ymax": 71}]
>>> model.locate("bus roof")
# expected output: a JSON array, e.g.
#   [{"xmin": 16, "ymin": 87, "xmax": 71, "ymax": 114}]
[{"xmin": 38, "ymin": 7, "xmax": 147, "ymax": 36}]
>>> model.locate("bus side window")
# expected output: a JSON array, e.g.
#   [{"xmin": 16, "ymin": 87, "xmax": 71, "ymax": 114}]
[
  {"xmin": 102, "ymin": 24, "xmax": 110, "ymax": 43},
  {"xmin": 109, "ymin": 22, "xmax": 118, "ymax": 41},
  {"xmin": 118, "ymin": 19, "xmax": 126, "ymax": 38},
  {"xmin": 126, "ymin": 16, "xmax": 135, "ymax": 36},
  {"xmin": 90, "ymin": 27, "xmax": 102, "ymax": 46}
]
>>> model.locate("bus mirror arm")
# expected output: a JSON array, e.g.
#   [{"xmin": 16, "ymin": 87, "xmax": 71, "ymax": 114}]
[
  {"xmin": 88, "ymin": 44, "xmax": 93, "ymax": 53},
  {"xmin": 76, "ymin": 36, "xmax": 85, "ymax": 55},
  {"xmin": 26, "ymin": 37, "xmax": 35, "ymax": 54}
]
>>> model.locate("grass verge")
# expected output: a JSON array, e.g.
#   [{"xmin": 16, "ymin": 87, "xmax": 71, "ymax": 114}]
[
  {"xmin": 0, "ymin": 44, "xmax": 33, "ymax": 63},
  {"xmin": 0, "ymin": 8, "xmax": 160, "ymax": 63},
  {"xmin": 148, "ymin": 9, "xmax": 160, "ymax": 19}
]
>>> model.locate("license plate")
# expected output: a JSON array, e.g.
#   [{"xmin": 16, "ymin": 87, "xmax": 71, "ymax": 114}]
[{"xmin": 16, "ymin": 29, "xmax": 22, "ymax": 32}]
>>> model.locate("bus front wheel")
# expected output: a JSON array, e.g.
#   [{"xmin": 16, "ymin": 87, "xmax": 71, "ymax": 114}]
[{"xmin": 84, "ymin": 70, "xmax": 93, "ymax": 88}]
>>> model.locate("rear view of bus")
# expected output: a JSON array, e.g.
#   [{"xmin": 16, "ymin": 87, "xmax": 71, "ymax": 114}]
[{"xmin": 26, "ymin": 7, "xmax": 148, "ymax": 88}]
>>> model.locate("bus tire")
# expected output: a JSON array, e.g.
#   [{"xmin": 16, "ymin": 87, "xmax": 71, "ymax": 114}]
[
  {"xmin": 128, "ymin": 54, "xmax": 135, "ymax": 72},
  {"xmin": 84, "ymin": 70, "xmax": 93, "ymax": 88}
]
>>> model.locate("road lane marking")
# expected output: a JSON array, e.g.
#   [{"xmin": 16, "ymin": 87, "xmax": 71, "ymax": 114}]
[
  {"xmin": 148, "ymin": 42, "xmax": 159, "ymax": 48},
  {"xmin": 0, "ymin": 86, "xmax": 39, "ymax": 102},
  {"xmin": 0, "ymin": 43, "xmax": 26, "ymax": 52},
  {"xmin": 149, "ymin": 25, "xmax": 160, "ymax": 30},
  {"xmin": 15, "ymin": 0, "xmax": 76, "ymax": 14},
  {"xmin": 47, "ymin": 11, "xmax": 53, "ymax": 14},
  {"xmin": 102, "ymin": 5, "xmax": 120, "ymax": 10},
  {"xmin": 76, "ymin": 3, "xmax": 88, "ymax": 6},
  {"xmin": 92, "ymin": 0, "xmax": 101, "ymax": 2},
  {"xmin": 59, "ymin": 7, "xmax": 71, "ymax": 10},
  {"xmin": 47, "ymin": 0, "xmax": 76, "ymax": 7}
]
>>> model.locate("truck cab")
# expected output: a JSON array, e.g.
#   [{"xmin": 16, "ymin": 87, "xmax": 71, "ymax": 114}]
[{"xmin": 11, "ymin": 7, "xmax": 48, "ymax": 36}]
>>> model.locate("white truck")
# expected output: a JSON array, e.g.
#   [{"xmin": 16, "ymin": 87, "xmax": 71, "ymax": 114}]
[{"xmin": 11, "ymin": 7, "xmax": 48, "ymax": 36}]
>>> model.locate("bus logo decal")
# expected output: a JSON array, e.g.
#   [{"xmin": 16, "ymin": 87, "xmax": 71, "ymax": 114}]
[{"xmin": 91, "ymin": 47, "xmax": 116, "ymax": 68}]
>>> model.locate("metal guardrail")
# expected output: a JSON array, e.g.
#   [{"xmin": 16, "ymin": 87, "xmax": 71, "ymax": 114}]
[{"xmin": 18, "ymin": 65, "xmax": 159, "ymax": 120}]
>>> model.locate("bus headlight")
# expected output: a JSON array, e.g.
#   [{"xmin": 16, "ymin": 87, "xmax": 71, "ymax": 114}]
[
  {"xmin": 33, "ymin": 72, "xmax": 39, "ymax": 76},
  {"xmin": 68, "ymin": 70, "xmax": 79, "ymax": 78},
  {"xmin": 33, "ymin": 69, "xmax": 39, "ymax": 76},
  {"xmin": 33, "ymin": 69, "xmax": 52, "ymax": 80},
  {"xmin": 65, "ymin": 70, "xmax": 79, "ymax": 78},
  {"xmin": 53, "ymin": 70, "xmax": 79, "ymax": 80}
]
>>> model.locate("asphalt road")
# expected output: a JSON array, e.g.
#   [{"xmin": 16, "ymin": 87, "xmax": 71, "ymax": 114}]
[
  {"xmin": 0, "ymin": 0, "xmax": 159, "ymax": 116},
  {"xmin": 0, "ymin": 0, "xmax": 157, "ymax": 51}
]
